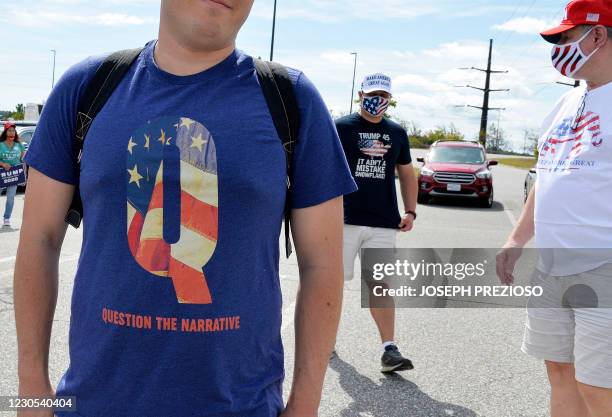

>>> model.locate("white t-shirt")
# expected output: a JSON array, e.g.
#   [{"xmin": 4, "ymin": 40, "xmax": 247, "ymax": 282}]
[{"xmin": 535, "ymin": 81, "xmax": 612, "ymax": 276}]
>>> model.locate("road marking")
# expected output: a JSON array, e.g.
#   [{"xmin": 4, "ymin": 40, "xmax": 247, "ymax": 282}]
[
  {"xmin": 504, "ymin": 208, "xmax": 518, "ymax": 227},
  {"xmin": 0, "ymin": 255, "xmax": 80, "ymax": 279}
]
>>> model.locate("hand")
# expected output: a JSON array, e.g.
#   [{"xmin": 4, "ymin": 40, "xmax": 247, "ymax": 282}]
[
  {"xmin": 398, "ymin": 213, "xmax": 414, "ymax": 232},
  {"xmin": 496, "ymin": 243, "xmax": 524, "ymax": 285},
  {"xmin": 1, "ymin": 162, "xmax": 11, "ymax": 170}
]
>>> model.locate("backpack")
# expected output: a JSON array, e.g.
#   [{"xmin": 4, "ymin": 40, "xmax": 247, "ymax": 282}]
[{"xmin": 65, "ymin": 47, "xmax": 300, "ymax": 258}]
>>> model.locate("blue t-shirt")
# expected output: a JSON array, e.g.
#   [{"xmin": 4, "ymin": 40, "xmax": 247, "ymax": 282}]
[
  {"xmin": 25, "ymin": 41, "xmax": 356, "ymax": 417},
  {"xmin": 335, "ymin": 113, "xmax": 412, "ymax": 229}
]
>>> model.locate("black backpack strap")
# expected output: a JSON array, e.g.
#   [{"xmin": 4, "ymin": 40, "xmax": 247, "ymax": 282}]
[
  {"xmin": 65, "ymin": 47, "xmax": 144, "ymax": 228},
  {"xmin": 254, "ymin": 59, "xmax": 301, "ymax": 258}
]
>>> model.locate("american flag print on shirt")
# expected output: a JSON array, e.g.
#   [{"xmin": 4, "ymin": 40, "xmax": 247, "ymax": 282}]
[
  {"xmin": 540, "ymin": 111, "xmax": 602, "ymax": 160},
  {"xmin": 126, "ymin": 117, "xmax": 218, "ymax": 304},
  {"xmin": 359, "ymin": 137, "xmax": 391, "ymax": 158}
]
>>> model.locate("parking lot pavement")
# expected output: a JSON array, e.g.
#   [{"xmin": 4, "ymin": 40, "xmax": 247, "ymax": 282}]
[{"xmin": 1, "ymin": 162, "xmax": 548, "ymax": 417}]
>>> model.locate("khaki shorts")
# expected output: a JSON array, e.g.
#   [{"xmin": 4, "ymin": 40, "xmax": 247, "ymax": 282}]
[
  {"xmin": 522, "ymin": 263, "xmax": 612, "ymax": 388},
  {"xmin": 343, "ymin": 224, "xmax": 397, "ymax": 281}
]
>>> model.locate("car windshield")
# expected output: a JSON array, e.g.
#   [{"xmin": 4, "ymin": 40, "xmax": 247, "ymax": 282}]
[{"xmin": 428, "ymin": 146, "xmax": 485, "ymax": 164}]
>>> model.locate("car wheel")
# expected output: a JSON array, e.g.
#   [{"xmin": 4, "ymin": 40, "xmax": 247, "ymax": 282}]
[
  {"xmin": 480, "ymin": 191, "xmax": 493, "ymax": 208},
  {"xmin": 417, "ymin": 193, "xmax": 429, "ymax": 205}
]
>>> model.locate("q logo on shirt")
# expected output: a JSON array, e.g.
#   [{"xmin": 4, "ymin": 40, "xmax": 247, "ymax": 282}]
[{"xmin": 126, "ymin": 117, "xmax": 219, "ymax": 304}]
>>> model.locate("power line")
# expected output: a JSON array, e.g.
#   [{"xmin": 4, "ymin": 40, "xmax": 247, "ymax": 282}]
[
  {"xmin": 497, "ymin": 0, "xmax": 528, "ymax": 50},
  {"xmin": 531, "ymin": 78, "xmax": 580, "ymax": 98},
  {"xmin": 507, "ymin": 5, "xmax": 565, "ymax": 69},
  {"xmin": 521, "ymin": 0, "xmax": 540, "ymax": 20},
  {"xmin": 532, "ymin": 82, "xmax": 556, "ymax": 97}
]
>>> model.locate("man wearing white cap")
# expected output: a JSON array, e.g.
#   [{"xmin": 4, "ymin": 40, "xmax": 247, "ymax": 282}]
[
  {"xmin": 497, "ymin": 0, "xmax": 612, "ymax": 415},
  {"xmin": 335, "ymin": 73, "xmax": 418, "ymax": 373}
]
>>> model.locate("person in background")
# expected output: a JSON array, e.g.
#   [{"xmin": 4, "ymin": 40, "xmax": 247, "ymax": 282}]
[
  {"xmin": 0, "ymin": 121, "xmax": 25, "ymax": 227},
  {"xmin": 335, "ymin": 73, "xmax": 419, "ymax": 373}
]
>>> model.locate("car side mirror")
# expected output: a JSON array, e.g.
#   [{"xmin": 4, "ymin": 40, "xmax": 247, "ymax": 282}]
[
  {"xmin": 416, "ymin": 157, "xmax": 425, "ymax": 163},
  {"xmin": 487, "ymin": 160, "xmax": 498, "ymax": 167},
  {"xmin": 529, "ymin": 168, "xmax": 536, "ymax": 173}
]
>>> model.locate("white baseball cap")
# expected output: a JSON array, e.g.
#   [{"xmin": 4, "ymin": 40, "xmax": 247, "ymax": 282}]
[{"xmin": 360, "ymin": 73, "xmax": 392, "ymax": 94}]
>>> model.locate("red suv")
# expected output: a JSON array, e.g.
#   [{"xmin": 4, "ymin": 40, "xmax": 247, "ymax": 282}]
[{"xmin": 417, "ymin": 141, "xmax": 498, "ymax": 208}]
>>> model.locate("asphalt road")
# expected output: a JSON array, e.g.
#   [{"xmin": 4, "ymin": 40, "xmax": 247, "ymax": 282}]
[{"xmin": 0, "ymin": 159, "xmax": 548, "ymax": 417}]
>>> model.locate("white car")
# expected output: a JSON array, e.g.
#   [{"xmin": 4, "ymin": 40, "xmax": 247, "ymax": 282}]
[{"xmin": 16, "ymin": 125, "xmax": 35, "ymax": 148}]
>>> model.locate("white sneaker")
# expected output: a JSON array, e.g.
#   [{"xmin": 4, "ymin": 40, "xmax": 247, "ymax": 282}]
[{"xmin": 2, "ymin": 219, "xmax": 10, "ymax": 227}]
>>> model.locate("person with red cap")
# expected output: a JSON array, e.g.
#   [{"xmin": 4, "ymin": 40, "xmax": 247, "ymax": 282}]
[
  {"xmin": 0, "ymin": 121, "xmax": 25, "ymax": 227},
  {"xmin": 497, "ymin": 1, "xmax": 612, "ymax": 416}
]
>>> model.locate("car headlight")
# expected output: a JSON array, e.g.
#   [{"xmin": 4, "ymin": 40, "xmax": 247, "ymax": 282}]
[
  {"xmin": 420, "ymin": 167, "xmax": 434, "ymax": 177},
  {"xmin": 476, "ymin": 170, "xmax": 491, "ymax": 179}
]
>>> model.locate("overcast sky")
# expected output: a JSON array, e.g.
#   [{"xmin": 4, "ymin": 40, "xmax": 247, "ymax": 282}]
[{"xmin": 1, "ymin": 0, "xmax": 576, "ymax": 150}]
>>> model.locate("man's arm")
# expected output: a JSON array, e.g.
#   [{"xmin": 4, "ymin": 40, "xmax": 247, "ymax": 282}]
[
  {"xmin": 14, "ymin": 168, "xmax": 73, "ymax": 403},
  {"xmin": 496, "ymin": 187, "xmax": 536, "ymax": 284},
  {"xmin": 506, "ymin": 186, "xmax": 536, "ymax": 247},
  {"xmin": 397, "ymin": 163, "xmax": 418, "ymax": 232},
  {"xmin": 282, "ymin": 196, "xmax": 344, "ymax": 417}
]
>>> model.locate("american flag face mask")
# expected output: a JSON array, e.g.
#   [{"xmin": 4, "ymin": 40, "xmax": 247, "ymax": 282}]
[
  {"xmin": 551, "ymin": 27, "xmax": 599, "ymax": 78},
  {"xmin": 362, "ymin": 95, "xmax": 390, "ymax": 117}
]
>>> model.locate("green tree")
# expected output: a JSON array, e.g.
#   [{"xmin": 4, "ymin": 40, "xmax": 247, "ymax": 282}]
[
  {"xmin": 392, "ymin": 117, "xmax": 465, "ymax": 148},
  {"xmin": 523, "ymin": 129, "xmax": 539, "ymax": 157},
  {"xmin": 486, "ymin": 125, "xmax": 508, "ymax": 153},
  {"xmin": 9, "ymin": 103, "xmax": 25, "ymax": 120},
  {"xmin": 426, "ymin": 124, "xmax": 464, "ymax": 142}
]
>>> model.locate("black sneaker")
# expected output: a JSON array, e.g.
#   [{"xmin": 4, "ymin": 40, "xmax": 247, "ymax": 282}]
[{"xmin": 381, "ymin": 345, "xmax": 414, "ymax": 373}]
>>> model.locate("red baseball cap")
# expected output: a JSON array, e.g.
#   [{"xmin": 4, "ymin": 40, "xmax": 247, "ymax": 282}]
[
  {"xmin": 540, "ymin": 0, "xmax": 612, "ymax": 43},
  {"xmin": 3, "ymin": 121, "xmax": 16, "ymax": 130}
]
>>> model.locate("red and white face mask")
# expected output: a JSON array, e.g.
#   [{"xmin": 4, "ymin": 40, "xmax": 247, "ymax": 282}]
[{"xmin": 551, "ymin": 27, "xmax": 599, "ymax": 78}]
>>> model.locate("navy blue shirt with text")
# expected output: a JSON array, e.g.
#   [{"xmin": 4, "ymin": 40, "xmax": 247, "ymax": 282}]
[{"xmin": 335, "ymin": 113, "xmax": 412, "ymax": 229}]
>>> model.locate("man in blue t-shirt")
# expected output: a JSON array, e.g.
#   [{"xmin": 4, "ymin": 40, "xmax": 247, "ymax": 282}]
[
  {"xmin": 14, "ymin": 1, "xmax": 356, "ymax": 416},
  {"xmin": 335, "ymin": 73, "xmax": 418, "ymax": 373}
]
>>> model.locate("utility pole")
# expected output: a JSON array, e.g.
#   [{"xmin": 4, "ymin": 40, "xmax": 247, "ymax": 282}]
[
  {"xmin": 51, "ymin": 49, "xmax": 57, "ymax": 89},
  {"xmin": 269, "ymin": 0, "xmax": 278, "ymax": 61},
  {"xmin": 349, "ymin": 52, "xmax": 358, "ymax": 114},
  {"xmin": 456, "ymin": 39, "xmax": 508, "ymax": 148}
]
